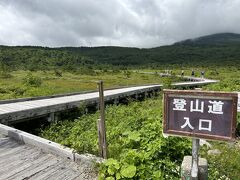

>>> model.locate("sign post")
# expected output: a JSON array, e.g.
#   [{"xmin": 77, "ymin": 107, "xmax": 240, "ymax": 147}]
[
  {"xmin": 191, "ymin": 138, "xmax": 199, "ymax": 179},
  {"xmin": 163, "ymin": 90, "xmax": 238, "ymax": 179}
]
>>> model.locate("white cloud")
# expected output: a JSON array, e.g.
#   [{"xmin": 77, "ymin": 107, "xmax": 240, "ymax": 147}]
[{"xmin": 0, "ymin": 0, "xmax": 240, "ymax": 48}]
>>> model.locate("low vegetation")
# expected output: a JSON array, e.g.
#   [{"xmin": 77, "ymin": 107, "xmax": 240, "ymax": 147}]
[
  {"xmin": 202, "ymin": 142, "xmax": 240, "ymax": 180},
  {"xmin": 40, "ymin": 94, "xmax": 240, "ymax": 179},
  {"xmin": 41, "ymin": 97, "xmax": 192, "ymax": 179}
]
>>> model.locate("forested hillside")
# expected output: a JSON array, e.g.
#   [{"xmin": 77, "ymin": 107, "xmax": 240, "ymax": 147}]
[
  {"xmin": 0, "ymin": 33, "xmax": 240, "ymax": 72},
  {"xmin": 175, "ymin": 33, "xmax": 240, "ymax": 45}
]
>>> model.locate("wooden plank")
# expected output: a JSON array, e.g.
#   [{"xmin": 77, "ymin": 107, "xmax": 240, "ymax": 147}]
[
  {"xmin": 0, "ymin": 146, "xmax": 35, "ymax": 164},
  {"xmin": 31, "ymin": 161, "xmax": 69, "ymax": 180},
  {"xmin": 0, "ymin": 154, "xmax": 53, "ymax": 179},
  {"xmin": 0, "ymin": 137, "xmax": 12, "ymax": 145},
  {"xmin": 45, "ymin": 166, "xmax": 83, "ymax": 180},
  {"xmin": 0, "ymin": 104, "xmax": 34, "ymax": 111},
  {"xmin": 0, "ymin": 150, "xmax": 41, "ymax": 175},
  {"xmin": 16, "ymin": 103, "xmax": 43, "ymax": 109},
  {"xmin": 6, "ymin": 156, "xmax": 59, "ymax": 180},
  {"xmin": 0, "ymin": 143, "xmax": 24, "ymax": 156},
  {"xmin": 0, "ymin": 142, "xmax": 17, "ymax": 151},
  {"xmin": 0, "ymin": 108, "xmax": 14, "ymax": 113},
  {"xmin": 45, "ymin": 168, "xmax": 75, "ymax": 180},
  {"xmin": 55, "ymin": 169, "xmax": 82, "ymax": 180},
  {"xmin": 65, "ymin": 175, "xmax": 82, "ymax": 180}
]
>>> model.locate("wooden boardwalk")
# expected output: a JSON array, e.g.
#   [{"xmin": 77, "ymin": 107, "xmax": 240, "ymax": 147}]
[
  {"xmin": 0, "ymin": 124, "xmax": 99, "ymax": 180},
  {"xmin": 1, "ymin": 76, "xmax": 238, "ymax": 125}
]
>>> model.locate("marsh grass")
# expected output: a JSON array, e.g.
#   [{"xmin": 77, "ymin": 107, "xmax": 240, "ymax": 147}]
[{"xmin": 0, "ymin": 70, "xmax": 180, "ymax": 100}]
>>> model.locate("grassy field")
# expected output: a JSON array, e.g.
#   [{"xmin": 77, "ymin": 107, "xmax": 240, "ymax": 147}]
[
  {"xmin": 1, "ymin": 66, "xmax": 239, "ymax": 100},
  {"xmin": 0, "ymin": 70, "xmax": 182, "ymax": 100},
  {"xmin": 1, "ymin": 67, "xmax": 237, "ymax": 103}
]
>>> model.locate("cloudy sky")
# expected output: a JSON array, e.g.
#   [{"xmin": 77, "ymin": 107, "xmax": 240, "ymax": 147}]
[{"xmin": 0, "ymin": 0, "xmax": 240, "ymax": 48}]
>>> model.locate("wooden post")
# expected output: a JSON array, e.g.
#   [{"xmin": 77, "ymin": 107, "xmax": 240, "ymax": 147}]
[
  {"xmin": 97, "ymin": 119, "xmax": 102, "ymax": 156},
  {"xmin": 97, "ymin": 81, "xmax": 107, "ymax": 159},
  {"xmin": 135, "ymin": 93, "xmax": 139, "ymax": 100},
  {"xmin": 85, "ymin": 107, "xmax": 88, "ymax": 114},
  {"xmin": 47, "ymin": 112, "xmax": 55, "ymax": 122},
  {"xmin": 144, "ymin": 92, "xmax": 148, "ymax": 99},
  {"xmin": 191, "ymin": 138, "xmax": 200, "ymax": 179},
  {"xmin": 47, "ymin": 112, "xmax": 59, "ymax": 123}
]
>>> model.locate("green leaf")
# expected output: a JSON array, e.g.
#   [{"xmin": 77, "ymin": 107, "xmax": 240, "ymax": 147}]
[
  {"xmin": 106, "ymin": 177, "xmax": 115, "ymax": 180},
  {"xmin": 116, "ymin": 172, "xmax": 122, "ymax": 179},
  {"xmin": 107, "ymin": 166, "xmax": 115, "ymax": 175},
  {"xmin": 128, "ymin": 132, "xmax": 141, "ymax": 141},
  {"xmin": 120, "ymin": 165, "xmax": 137, "ymax": 178},
  {"xmin": 105, "ymin": 158, "xmax": 118, "ymax": 166},
  {"xmin": 153, "ymin": 171, "xmax": 162, "ymax": 178},
  {"xmin": 115, "ymin": 162, "xmax": 120, "ymax": 170}
]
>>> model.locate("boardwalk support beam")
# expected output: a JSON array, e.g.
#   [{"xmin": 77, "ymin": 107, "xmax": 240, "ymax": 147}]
[{"xmin": 47, "ymin": 112, "xmax": 59, "ymax": 123}]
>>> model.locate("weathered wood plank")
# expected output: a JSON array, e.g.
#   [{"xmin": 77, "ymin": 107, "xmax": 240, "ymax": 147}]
[
  {"xmin": 45, "ymin": 169, "xmax": 75, "ymax": 180},
  {"xmin": 0, "ymin": 143, "xmax": 24, "ymax": 156},
  {"xmin": 0, "ymin": 154, "xmax": 53, "ymax": 179},
  {"xmin": 55, "ymin": 169, "xmax": 81, "ymax": 180},
  {"xmin": 31, "ymin": 161, "xmax": 69, "ymax": 180},
  {"xmin": 6, "ymin": 156, "xmax": 59, "ymax": 180},
  {"xmin": 0, "ymin": 137, "xmax": 11, "ymax": 146},
  {"xmin": 0, "ymin": 150, "xmax": 42, "ymax": 176},
  {"xmin": 0, "ymin": 146, "xmax": 35, "ymax": 163}
]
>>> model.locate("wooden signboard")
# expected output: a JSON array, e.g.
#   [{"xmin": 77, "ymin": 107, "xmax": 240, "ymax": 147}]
[{"xmin": 163, "ymin": 90, "xmax": 238, "ymax": 141}]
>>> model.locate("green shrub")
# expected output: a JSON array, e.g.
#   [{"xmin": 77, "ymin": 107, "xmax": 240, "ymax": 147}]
[
  {"xmin": 0, "ymin": 85, "xmax": 26, "ymax": 98},
  {"xmin": 202, "ymin": 143, "xmax": 240, "ymax": 180},
  {"xmin": 23, "ymin": 73, "xmax": 42, "ymax": 87}
]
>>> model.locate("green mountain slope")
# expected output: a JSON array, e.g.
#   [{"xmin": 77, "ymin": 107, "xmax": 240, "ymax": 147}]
[
  {"xmin": 0, "ymin": 33, "xmax": 240, "ymax": 70},
  {"xmin": 174, "ymin": 33, "xmax": 240, "ymax": 45}
]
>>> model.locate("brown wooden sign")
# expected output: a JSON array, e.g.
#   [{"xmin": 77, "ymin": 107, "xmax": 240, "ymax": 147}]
[{"xmin": 163, "ymin": 90, "xmax": 238, "ymax": 141}]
